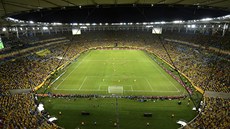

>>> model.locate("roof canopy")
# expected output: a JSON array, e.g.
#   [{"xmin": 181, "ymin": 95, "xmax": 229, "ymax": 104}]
[{"xmin": 1, "ymin": 0, "xmax": 230, "ymax": 23}]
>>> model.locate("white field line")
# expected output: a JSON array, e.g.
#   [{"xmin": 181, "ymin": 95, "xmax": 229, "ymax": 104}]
[
  {"xmin": 130, "ymin": 85, "xmax": 133, "ymax": 91},
  {"xmin": 145, "ymin": 78, "xmax": 154, "ymax": 91},
  {"xmin": 143, "ymin": 53, "xmax": 180, "ymax": 92},
  {"xmin": 55, "ymin": 89, "xmax": 107, "ymax": 91},
  {"xmin": 78, "ymin": 76, "xmax": 88, "ymax": 90},
  {"xmin": 124, "ymin": 90, "xmax": 179, "ymax": 93},
  {"xmin": 55, "ymin": 61, "xmax": 83, "ymax": 89},
  {"xmin": 55, "ymin": 52, "xmax": 91, "ymax": 90},
  {"xmin": 84, "ymin": 59, "xmax": 147, "ymax": 62},
  {"xmin": 87, "ymin": 75, "xmax": 144, "ymax": 78},
  {"xmin": 54, "ymin": 88, "xmax": 178, "ymax": 92},
  {"xmin": 85, "ymin": 59, "xmax": 135, "ymax": 61}
]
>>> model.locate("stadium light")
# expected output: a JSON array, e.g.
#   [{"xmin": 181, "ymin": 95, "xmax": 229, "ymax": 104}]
[
  {"xmin": 173, "ymin": 20, "xmax": 183, "ymax": 24},
  {"xmin": 191, "ymin": 25, "xmax": 196, "ymax": 28},
  {"xmin": 2, "ymin": 27, "xmax": 6, "ymax": 32},
  {"xmin": 53, "ymin": 22, "xmax": 62, "ymax": 25},
  {"xmin": 71, "ymin": 23, "xmax": 78, "ymax": 25},
  {"xmin": 42, "ymin": 27, "xmax": 48, "ymax": 30},
  {"xmin": 201, "ymin": 18, "xmax": 212, "ymax": 21},
  {"xmin": 92, "ymin": 23, "xmax": 97, "ymax": 26},
  {"xmin": 105, "ymin": 23, "xmax": 109, "ymax": 26},
  {"xmin": 29, "ymin": 21, "xmax": 34, "ymax": 24}
]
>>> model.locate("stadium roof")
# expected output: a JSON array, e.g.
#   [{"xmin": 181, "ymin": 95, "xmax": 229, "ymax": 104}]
[{"xmin": 1, "ymin": 0, "xmax": 230, "ymax": 23}]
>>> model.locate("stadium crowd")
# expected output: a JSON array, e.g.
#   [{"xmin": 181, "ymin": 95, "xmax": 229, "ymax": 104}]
[
  {"xmin": 187, "ymin": 97, "xmax": 230, "ymax": 128},
  {"xmin": 0, "ymin": 93, "xmax": 58, "ymax": 129},
  {"xmin": 0, "ymin": 30, "xmax": 229, "ymax": 128}
]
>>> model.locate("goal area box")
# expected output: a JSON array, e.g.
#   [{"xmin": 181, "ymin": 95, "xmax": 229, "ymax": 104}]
[{"xmin": 108, "ymin": 86, "xmax": 123, "ymax": 94}]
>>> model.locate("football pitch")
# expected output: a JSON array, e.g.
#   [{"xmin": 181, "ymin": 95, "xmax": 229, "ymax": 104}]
[{"xmin": 50, "ymin": 50, "xmax": 187, "ymax": 96}]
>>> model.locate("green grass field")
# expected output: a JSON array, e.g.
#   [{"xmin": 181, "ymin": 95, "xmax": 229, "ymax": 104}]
[
  {"xmin": 49, "ymin": 50, "xmax": 186, "ymax": 96},
  {"xmin": 41, "ymin": 97, "xmax": 197, "ymax": 129},
  {"xmin": 39, "ymin": 49, "xmax": 199, "ymax": 129}
]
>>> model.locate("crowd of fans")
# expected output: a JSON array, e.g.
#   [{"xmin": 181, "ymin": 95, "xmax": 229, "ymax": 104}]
[
  {"xmin": 163, "ymin": 31, "xmax": 230, "ymax": 50},
  {"xmin": 0, "ymin": 30, "xmax": 229, "ymax": 128},
  {"xmin": 0, "ymin": 93, "xmax": 58, "ymax": 129},
  {"xmin": 187, "ymin": 97, "xmax": 230, "ymax": 128}
]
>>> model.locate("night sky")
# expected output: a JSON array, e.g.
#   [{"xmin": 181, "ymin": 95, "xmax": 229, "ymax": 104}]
[{"xmin": 11, "ymin": 4, "xmax": 230, "ymax": 23}]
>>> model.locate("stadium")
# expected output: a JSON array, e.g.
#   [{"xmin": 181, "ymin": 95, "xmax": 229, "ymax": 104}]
[{"xmin": 0, "ymin": 0, "xmax": 229, "ymax": 129}]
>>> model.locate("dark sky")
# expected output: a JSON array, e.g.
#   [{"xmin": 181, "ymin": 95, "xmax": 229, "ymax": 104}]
[{"xmin": 11, "ymin": 5, "xmax": 230, "ymax": 23}]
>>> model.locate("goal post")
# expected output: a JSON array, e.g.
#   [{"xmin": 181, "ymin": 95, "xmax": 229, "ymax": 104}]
[{"xmin": 108, "ymin": 86, "xmax": 124, "ymax": 94}]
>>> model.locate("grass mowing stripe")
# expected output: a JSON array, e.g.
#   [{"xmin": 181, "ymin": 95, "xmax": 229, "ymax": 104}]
[
  {"xmin": 142, "ymin": 52, "xmax": 180, "ymax": 92},
  {"xmin": 50, "ymin": 50, "xmax": 185, "ymax": 96}
]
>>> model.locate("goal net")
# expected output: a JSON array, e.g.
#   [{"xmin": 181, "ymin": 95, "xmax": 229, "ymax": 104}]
[{"xmin": 108, "ymin": 86, "xmax": 123, "ymax": 94}]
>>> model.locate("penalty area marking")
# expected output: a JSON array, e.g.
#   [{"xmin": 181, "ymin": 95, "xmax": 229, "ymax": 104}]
[
  {"xmin": 78, "ymin": 76, "xmax": 88, "ymax": 90},
  {"xmin": 54, "ymin": 52, "xmax": 91, "ymax": 90},
  {"xmin": 54, "ymin": 61, "xmax": 83, "ymax": 90},
  {"xmin": 145, "ymin": 78, "xmax": 154, "ymax": 91}
]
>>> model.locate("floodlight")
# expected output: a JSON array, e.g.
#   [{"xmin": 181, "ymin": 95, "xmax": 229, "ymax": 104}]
[
  {"xmin": 71, "ymin": 23, "xmax": 78, "ymax": 25},
  {"xmin": 2, "ymin": 27, "xmax": 6, "ymax": 32},
  {"xmin": 42, "ymin": 27, "xmax": 48, "ymax": 30},
  {"xmin": 201, "ymin": 18, "xmax": 212, "ymax": 21},
  {"xmin": 173, "ymin": 20, "xmax": 183, "ymax": 24},
  {"xmin": 29, "ymin": 21, "xmax": 34, "ymax": 24}
]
